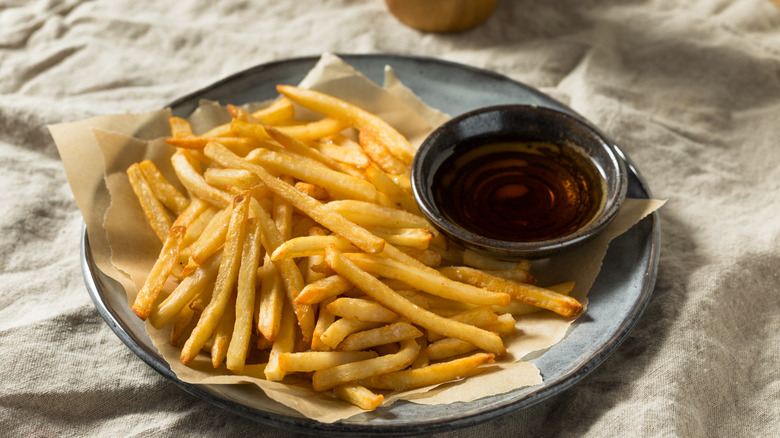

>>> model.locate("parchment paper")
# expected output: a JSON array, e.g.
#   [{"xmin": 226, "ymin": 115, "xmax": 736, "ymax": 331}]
[{"xmin": 50, "ymin": 54, "xmax": 663, "ymax": 422}]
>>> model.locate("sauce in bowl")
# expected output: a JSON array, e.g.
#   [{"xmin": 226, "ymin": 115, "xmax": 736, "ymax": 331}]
[
  {"xmin": 434, "ymin": 141, "xmax": 605, "ymax": 242},
  {"xmin": 434, "ymin": 141, "xmax": 604, "ymax": 242}
]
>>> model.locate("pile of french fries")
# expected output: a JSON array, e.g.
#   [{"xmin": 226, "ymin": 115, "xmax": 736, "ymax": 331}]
[{"xmin": 126, "ymin": 85, "xmax": 583, "ymax": 410}]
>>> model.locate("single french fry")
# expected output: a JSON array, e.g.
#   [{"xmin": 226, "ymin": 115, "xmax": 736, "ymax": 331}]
[
  {"xmin": 361, "ymin": 353, "xmax": 494, "ymax": 391},
  {"xmin": 169, "ymin": 304, "xmax": 196, "ymax": 347},
  {"xmin": 203, "ymin": 168, "xmax": 263, "ymax": 191},
  {"xmin": 227, "ymin": 219, "xmax": 263, "ymax": 371},
  {"xmin": 294, "ymin": 182, "xmax": 329, "ymax": 200},
  {"xmin": 264, "ymin": 301, "xmax": 296, "ymax": 381},
  {"xmin": 167, "ymin": 136, "xmax": 262, "ymax": 156},
  {"xmin": 484, "ymin": 268, "xmax": 536, "ymax": 285},
  {"xmin": 311, "ymin": 338, "xmax": 420, "ymax": 392},
  {"xmin": 149, "ymin": 251, "xmax": 221, "ymax": 329},
  {"xmin": 279, "ymin": 350, "xmax": 378, "ymax": 373},
  {"xmin": 139, "ymin": 160, "xmax": 190, "ymax": 215},
  {"xmin": 127, "ymin": 163, "xmax": 171, "ymax": 242},
  {"xmin": 438, "ymin": 267, "xmax": 582, "ymax": 317},
  {"xmin": 273, "ymin": 175, "xmax": 295, "ymax": 240},
  {"xmin": 333, "ymin": 384, "xmax": 383, "ymax": 411},
  {"xmin": 271, "ymin": 235, "xmax": 358, "ymax": 261},
  {"xmin": 171, "ymin": 149, "xmax": 233, "ymax": 209},
  {"xmin": 327, "ymin": 200, "xmax": 431, "ymax": 229},
  {"xmin": 211, "ymin": 293, "xmax": 236, "ymax": 368},
  {"xmin": 296, "ymin": 274, "xmax": 354, "ymax": 306},
  {"xmin": 337, "ymin": 322, "xmax": 422, "ymax": 352},
  {"xmin": 325, "ymin": 246, "xmax": 506, "ymax": 355},
  {"xmin": 326, "ymin": 298, "xmax": 398, "ymax": 323},
  {"xmin": 277, "ymin": 85, "xmax": 415, "ymax": 166},
  {"xmin": 311, "ymin": 296, "xmax": 337, "ymax": 351},
  {"xmin": 364, "ymin": 162, "xmax": 420, "ymax": 214},
  {"xmin": 250, "ymin": 97, "xmax": 295, "ymax": 125},
  {"xmin": 180, "ymin": 192, "xmax": 251, "ymax": 365},
  {"xmin": 182, "ymin": 205, "xmax": 232, "ymax": 275},
  {"xmin": 427, "ymin": 306, "xmax": 498, "ymax": 343},
  {"xmin": 345, "ymin": 253, "xmax": 510, "ymax": 307},
  {"xmin": 313, "ymin": 142, "xmax": 371, "ymax": 169},
  {"xmin": 319, "ymin": 318, "xmax": 383, "ymax": 350},
  {"xmin": 204, "ymin": 142, "xmax": 385, "ymax": 254},
  {"xmin": 358, "ymin": 130, "xmax": 411, "ymax": 177},
  {"xmin": 425, "ymin": 337, "xmax": 477, "ymax": 361},
  {"xmin": 169, "ymin": 117, "xmax": 194, "ymax": 138},
  {"xmin": 181, "ymin": 205, "xmax": 218, "ymax": 249},
  {"xmin": 256, "ymin": 254, "xmax": 284, "ymax": 341},
  {"xmin": 132, "ymin": 226, "xmax": 185, "ymax": 320}
]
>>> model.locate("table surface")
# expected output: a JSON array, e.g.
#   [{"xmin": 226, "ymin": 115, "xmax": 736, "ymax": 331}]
[{"xmin": 3, "ymin": 1, "xmax": 779, "ymax": 437}]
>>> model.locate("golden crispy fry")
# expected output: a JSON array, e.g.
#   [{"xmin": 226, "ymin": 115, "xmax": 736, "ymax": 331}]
[
  {"xmin": 319, "ymin": 318, "xmax": 383, "ymax": 350},
  {"xmin": 131, "ymin": 226, "xmax": 185, "ymax": 320},
  {"xmin": 139, "ymin": 160, "xmax": 190, "ymax": 215},
  {"xmin": 337, "ymin": 322, "xmax": 422, "ymax": 351},
  {"xmin": 361, "ymin": 352, "xmax": 494, "ymax": 391},
  {"xmin": 203, "ymin": 168, "xmax": 263, "ymax": 191},
  {"xmin": 271, "ymin": 235, "xmax": 358, "ymax": 261},
  {"xmin": 171, "ymin": 149, "xmax": 233, "ymax": 209},
  {"xmin": 364, "ymin": 163, "xmax": 420, "ymax": 214},
  {"xmin": 127, "ymin": 162, "xmax": 171, "ymax": 242},
  {"xmin": 313, "ymin": 142, "xmax": 371, "ymax": 169},
  {"xmin": 277, "ymin": 85, "xmax": 415, "ymax": 166},
  {"xmin": 180, "ymin": 193, "xmax": 251, "ymax": 365},
  {"xmin": 294, "ymin": 182, "xmax": 329, "ymax": 200},
  {"xmin": 325, "ymin": 246, "xmax": 506, "ymax": 355},
  {"xmin": 149, "ymin": 251, "xmax": 221, "ymax": 329},
  {"xmin": 312, "ymin": 339, "xmax": 420, "ymax": 392},
  {"xmin": 182, "ymin": 206, "xmax": 232, "ymax": 275},
  {"xmin": 326, "ymin": 200, "xmax": 431, "ymax": 229},
  {"xmin": 296, "ymin": 274, "xmax": 354, "ymax": 306},
  {"xmin": 346, "ymin": 253, "xmax": 509, "ymax": 307},
  {"xmin": 427, "ymin": 306, "xmax": 498, "ymax": 343},
  {"xmin": 358, "ymin": 130, "xmax": 411, "ymax": 177},
  {"xmin": 169, "ymin": 117, "xmax": 194, "ymax": 138},
  {"xmin": 169, "ymin": 304, "xmax": 196, "ymax": 347},
  {"xmin": 311, "ymin": 296, "xmax": 337, "ymax": 351},
  {"xmin": 250, "ymin": 98, "xmax": 295, "ymax": 125},
  {"xmin": 256, "ymin": 254, "xmax": 284, "ymax": 341},
  {"xmin": 365, "ymin": 227, "xmax": 432, "ymax": 250},
  {"xmin": 279, "ymin": 350, "xmax": 378, "ymax": 373},
  {"xmin": 167, "ymin": 136, "xmax": 261, "ymax": 156},
  {"xmin": 211, "ymin": 293, "xmax": 236, "ymax": 368},
  {"xmin": 333, "ymin": 384, "xmax": 383, "ymax": 411},
  {"xmin": 273, "ymin": 175, "xmax": 295, "ymax": 240},
  {"xmin": 204, "ymin": 142, "xmax": 385, "ymax": 254},
  {"xmin": 439, "ymin": 267, "xmax": 582, "ymax": 317},
  {"xmin": 326, "ymin": 298, "xmax": 399, "ymax": 323},
  {"xmin": 265, "ymin": 301, "xmax": 296, "ymax": 381},
  {"xmin": 226, "ymin": 219, "xmax": 263, "ymax": 371}
]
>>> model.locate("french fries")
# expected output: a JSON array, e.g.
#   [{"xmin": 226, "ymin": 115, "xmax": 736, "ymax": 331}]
[{"xmin": 125, "ymin": 86, "xmax": 581, "ymax": 411}]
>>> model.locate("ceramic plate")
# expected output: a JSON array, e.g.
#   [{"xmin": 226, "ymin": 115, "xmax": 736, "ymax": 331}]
[{"xmin": 81, "ymin": 54, "xmax": 660, "ymax": 436}]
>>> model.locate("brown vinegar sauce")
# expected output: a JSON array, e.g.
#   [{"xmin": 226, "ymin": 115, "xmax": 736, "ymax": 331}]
[{"xmin": 434, "ymin": 141, "xmax": 605, "ymax": 242}]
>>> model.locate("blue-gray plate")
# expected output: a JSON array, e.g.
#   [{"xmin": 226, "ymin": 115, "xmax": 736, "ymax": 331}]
[{"xmin": 81, "ymin": 54, "xmax": 660, "ymax": 437}]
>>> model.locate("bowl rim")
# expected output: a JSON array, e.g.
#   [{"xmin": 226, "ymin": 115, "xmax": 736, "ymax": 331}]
[{"xmin": 411, "ymin": 104, "xmax": 628, "ymax": 259}]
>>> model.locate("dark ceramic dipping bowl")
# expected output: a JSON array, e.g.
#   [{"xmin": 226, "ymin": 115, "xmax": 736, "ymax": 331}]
[{"xmin": 411, "ymin": 105, "xmax": 628, "ymax": 260}]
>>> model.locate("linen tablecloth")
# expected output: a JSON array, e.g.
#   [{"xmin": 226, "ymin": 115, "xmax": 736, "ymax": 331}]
[{"xmin": 2, "ymin": 0, "xmax": 779, "ymax": 436}]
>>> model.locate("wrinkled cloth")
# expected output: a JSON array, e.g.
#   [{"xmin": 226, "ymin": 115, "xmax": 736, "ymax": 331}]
[{"xmin": 2, "ymin": 0, "xmax": 779, "ymax": 437}]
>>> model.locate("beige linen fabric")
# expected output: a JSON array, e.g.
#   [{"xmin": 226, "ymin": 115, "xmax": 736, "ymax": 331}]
[{"xmin": 2, "ymin": 0, "xmax": 779, "ymax": 436}]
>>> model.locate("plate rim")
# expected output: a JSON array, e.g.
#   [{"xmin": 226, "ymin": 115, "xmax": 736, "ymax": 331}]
[{"xmin": 81, "ymin": 53, "xmax": 660, "ymax": 436}]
